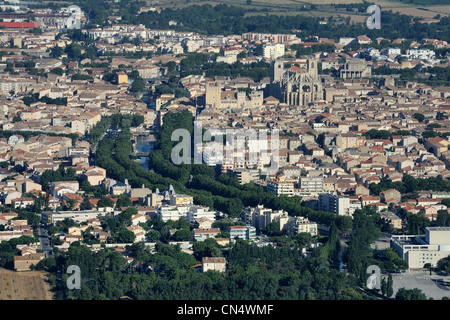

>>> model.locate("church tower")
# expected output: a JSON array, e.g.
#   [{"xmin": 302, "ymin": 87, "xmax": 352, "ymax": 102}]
[{"xmin": 270, "ymin": 59, "xmax": 284, "ymax": 83}]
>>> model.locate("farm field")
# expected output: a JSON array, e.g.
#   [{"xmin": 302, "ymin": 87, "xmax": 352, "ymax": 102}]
[
  {"xmin": 0, "ymin": 268, "xmax": 53, "ymax": 300},
  {"xmin": 157, "ymin": 0, "xmax": 450, "ymax": 19}
]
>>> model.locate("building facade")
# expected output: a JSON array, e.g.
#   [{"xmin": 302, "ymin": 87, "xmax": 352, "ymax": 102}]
[
  {"xmin": 268, "ymin": 56, "xmax": 323, "ymax": 107},
  {"xmin": 391, "ymin": 227, "xmax": 450, "ymax": 269}
]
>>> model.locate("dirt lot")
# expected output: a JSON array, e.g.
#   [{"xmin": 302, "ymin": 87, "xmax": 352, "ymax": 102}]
[{"xmin": 0, "ymin": 268, "xmax": 53, "ymax": 300}]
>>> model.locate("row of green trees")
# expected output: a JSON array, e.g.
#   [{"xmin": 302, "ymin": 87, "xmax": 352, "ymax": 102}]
[
  {"xmin": 38, "ymin": 234, "xmax": 371, "ymax": 300},
  {"xmin": 369, "ymin": 175, "xmax": 450, "ymax": 195}
]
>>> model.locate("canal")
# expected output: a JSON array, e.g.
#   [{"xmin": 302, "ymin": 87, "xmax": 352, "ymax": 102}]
[{"xmin": 136, "ymin": 135, "xmax": 154, "ymax": 170}]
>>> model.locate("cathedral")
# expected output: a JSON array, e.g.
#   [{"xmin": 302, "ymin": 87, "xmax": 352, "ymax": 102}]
[{"xmin": 267, "ymin": 56, "xmax": 323, "ymax": 107}]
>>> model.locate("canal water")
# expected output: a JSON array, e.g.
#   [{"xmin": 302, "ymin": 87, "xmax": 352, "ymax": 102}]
[{"xmin": 136, "ymin": 135, "xmax": 154, "ymax": 170}]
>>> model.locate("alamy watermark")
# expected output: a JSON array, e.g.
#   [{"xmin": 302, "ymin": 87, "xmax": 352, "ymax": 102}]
[
  {"xmin": 170, "ymin": 121, "xmax": 280, "ymax": 171},
  {"xmin": 366, "ymin": 5, "xmax": 381, "ymax": 30},
  {"xmin": 366, "ymin": 265, "xmax": 381, "ymax": 290},
  {"xmin": 66, "ymin": 265, "xmax": 81, "ymax": 290},
  {"xmin": 66, "ymin": 5, "xmax": 82, "ymax": 30}
]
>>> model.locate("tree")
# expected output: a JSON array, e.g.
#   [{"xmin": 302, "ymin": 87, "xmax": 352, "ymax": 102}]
[
  {"xmin": 130, "ymin": 77, "xmax": 145, "ymax": 93},
  {"xmin": 193, "ymin": 238, "xmax": 222, "ymax": 261},
  {"xmin": 97, "ymin": 197, "xmax": 115, "ymax": 208},
  {"xmin": 395, "ymin": 287, "xmax": 427, "ymax": 300},
  {"xmin": 84, "ymin": 46, "xmax": 97, "ymax": 60},
  {"xmin": 265, "ymin": 221, "xmax": 280, "ymax": 236},
  {"xmin": 386, "ymin": 274, "xmax": 394, "ymax": 298},
  {"xmin": 80, "ymin": 198, "xmax": 93, "ymax": 210},
  {"xmin": 436, "ymin": 210, "xmax": 450, "ymax": 227},
  {"xmin": 296, "ymin": 232, "xmax": 312, "ymax": 247},
  {"xmin": 165, "ymin": 61, "xmax": 176, "ymax": 73},
  {"xmin": 406, "ymin": 213, "xmax": 429, "ymax": 235},
  {"xmin": 413, "ymin": 113, "xmax": 425, "ymax": 123},
  {"xmin": 116, "ymin": 195, "xmax": 132, "ymax": 208},
  {"xmin": 381, "ymin": 276, "xmax": 387, "ymax": 297},
  {"xmin": 237, "ymin": 51, "xmax": 247, "ymax": 59},
  {"xmin": 50, "ymin": 46, "xmax": 63, "ymax": 58},
  {"xmin": 437, "ymin": 255, "xmax": 450, "ymax": 275},
  {"xmin": 336, "ymin": 216, "xmax": 353, "ymax": 233},
  {"xmin": 65, "ymin": 43, "xmax": 82, "ymax": 60},
  {"xmin": 117, "ymin": 230, "xmax": 136, "ymax": 243},
  {"xmin": 254, "ymin": 44, "xmax": 263, "ymax": 56},
  {"xmin": 118, "ymin": 207, "xmax": 137, "ymax": 225},
  {"xmin": 147, "ymin": 230, "xmax": 160, "ymax": 242},
  {"xmin": 32, "ymin": 28, "xmax": 42, "ymax": 35},
  {"xmin": 50, "ymin": 67, "xmax": 64, "ymax": 76},
  {"xmin": 173, "ymin": 229, "xmax": 192, "ymax": 241},
  {"xmin": 441, "ymin": 198, "xmax": 450, "ymax": 208}
]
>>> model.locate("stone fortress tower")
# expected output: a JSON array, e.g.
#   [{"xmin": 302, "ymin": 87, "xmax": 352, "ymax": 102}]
[{"xmin": 268, "ymin": 56, "xmax": 323, "ymax": 107}]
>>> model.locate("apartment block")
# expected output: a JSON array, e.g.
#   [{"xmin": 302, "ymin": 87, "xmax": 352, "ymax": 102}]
[
  {"xmin": 229, "ymin": 225, "xmax": 256, "ymax": 242},
  {"xmin": 299, "ymin": 175, "xmax": 324, "ymax": 195},
  {"xmin": 318, "ymin": 193, "xmax": 361, "ymax": 217},
  {"xmin": 266, "ymin": 180, "xmax": 295, "ymax": 197}
]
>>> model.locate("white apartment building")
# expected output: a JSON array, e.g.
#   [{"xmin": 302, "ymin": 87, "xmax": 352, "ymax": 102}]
[
  {"xmin": 229, "ymin": 225, "xmax": 256, "ymax": 242},
  {"xmin": 186, "ymin": 206, "xmax": 216, "ymax": 224},
  {"xmin": 158, "ymin": 204, "xmax": 215, "ymax": 224},
  {"xmin": 243, "ymin": 205, "xmax": 289, "ymax": 232},
  {"xmin": 158, "ymin": 205, "xmax": 190, "ymax": 223},
  {"xmin": 299, "ymin": 176, "xmax": 324, "ymax": 195},
  {"xmin": 407, "ymin": 49, "xmax": 435, "ymax": 60},
  {"xmin": 288, "ymin": 216, "xmax": 318, "ymax": 236},
  {"xmin": 391, "ymin": 227, "xmax": 450, "ymax": 269},
  {"xmin": 41, "ymin": 208, "xmax": 114, "ymax": 225},
  {"xmin": 266, "ymin": 180, "xmax": 295, "ymax": 197},
  {"xmin": 380, "ymin": 47, "xmax": 401, "ymax": 57},
  {"xmin": 318, "ymin": 193, "xmax": 361, "ymax": 217},
  {"xmin": 263, "ymin": 43, "xmax": 285, "ymax": 60}
]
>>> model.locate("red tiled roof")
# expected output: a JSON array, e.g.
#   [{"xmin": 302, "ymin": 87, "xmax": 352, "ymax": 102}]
[{"xmin": 0, "ymin": 22, "xmax": 41, "ymax": 28}]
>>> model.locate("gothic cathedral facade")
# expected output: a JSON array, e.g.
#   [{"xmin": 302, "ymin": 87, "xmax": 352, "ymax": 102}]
[{"xmin": 268, "ymin": 56, "xmax": 323, "ymax": 107}]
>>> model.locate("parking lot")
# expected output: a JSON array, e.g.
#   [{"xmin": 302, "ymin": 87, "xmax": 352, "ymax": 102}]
[{"xmin": 391, "ymin": 269, "xmax": 450, "ymax": 300}]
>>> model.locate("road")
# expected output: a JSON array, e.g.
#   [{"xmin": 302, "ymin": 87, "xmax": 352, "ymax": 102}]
[
  {"xmin": 38, "ymin": 225, "xmax": 53, "ymax": 258},
  {"xmin": 338, "ymin": 239, "xmax": 348, "ymax": 271}
]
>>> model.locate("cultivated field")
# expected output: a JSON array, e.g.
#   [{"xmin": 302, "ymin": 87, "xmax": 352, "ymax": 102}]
[
  {"xmin": 388, "ymin": 6, "xmax": 450, "ymax": 18},
  {"xmin": 158, "ymin": 0, "xmax": 450, "ymax": 19},
  {"xmin": 0, "ymin": 268, "xmax": 53, "ymax": 300}
]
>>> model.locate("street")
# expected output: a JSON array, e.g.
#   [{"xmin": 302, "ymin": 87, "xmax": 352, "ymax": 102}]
[{"xmin": 38, "ymin": 225, "xmax": 53, "ymax": 258}]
